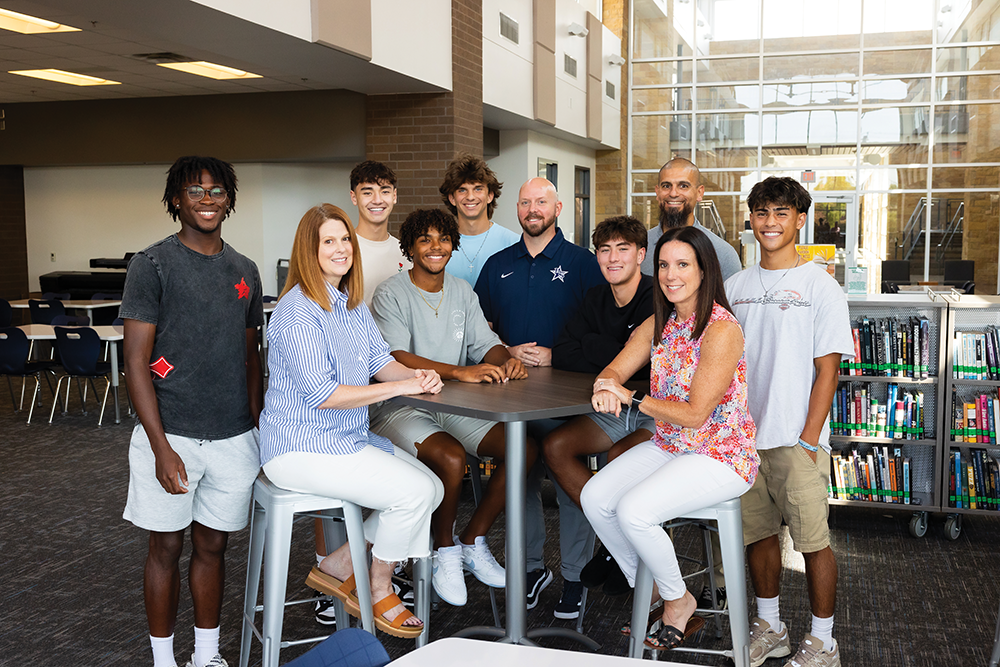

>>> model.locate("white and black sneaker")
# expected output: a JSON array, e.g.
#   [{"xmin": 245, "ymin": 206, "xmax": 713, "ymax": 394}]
[
  {"xmin": 525, "ymin": 567, "xmax": 553, "ymax": 610},
  {"xmin": 553, "ymin": 580, "xmax": 584, "ymax": 620},
  {"xmin": 696, "ymin": 585, "xmax": 727, "ymax": 611},
  {"xmin": 393, "ymin": 574, "xmax": 415, "ymax": 609},
  {"xmin": 314, "ymin": 597, "xmax": 337, "ymax": 625}
]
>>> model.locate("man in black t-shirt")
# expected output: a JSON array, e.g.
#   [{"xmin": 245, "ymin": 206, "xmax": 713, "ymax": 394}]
[
  {"xmin": 542, "ymin": 216, "xmax": 655, "ymax": 617},
  {"xmin": 120, "ymin": 156, "xmax": 263, "ymax": 667}
]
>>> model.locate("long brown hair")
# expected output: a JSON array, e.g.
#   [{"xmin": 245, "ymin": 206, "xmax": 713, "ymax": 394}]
[
  {"xmin": 652, "ymin": 226, "xmax": 733, "ymax": 345},
  {"xmin": 281, "ymin": 204, "xmax": 364, "ymax": 311}
]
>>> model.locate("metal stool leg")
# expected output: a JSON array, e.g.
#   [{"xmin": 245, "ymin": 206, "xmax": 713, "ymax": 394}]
[
  {"xmin": 240, "ymin": 500, "xmax": 267, "ymax": 667},
  {"xmin": 717, "ymin": 501, "xmax": 750, "ymax": 667},
  {"xmin": 629, "ymin": 559, "xmax": 656, "ymax": 658},
  {"xmin": 413, "ymin": 555, "xmax": 432, "ymax": 648},
  {"xmin": 261, "ymin": 502, "xmax": 295, "ymax": 667},
  {"xmin": 342, "ymin": 503, "xmax": 375, "ymax": 634},
  {"xmin": 989, "ymin": 595, "xmax": 1000, "ymax": 667}
]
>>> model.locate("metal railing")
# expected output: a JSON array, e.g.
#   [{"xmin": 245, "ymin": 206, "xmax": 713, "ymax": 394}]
[
  {"xmin": 936, "ymin": 201, "xmax": 964, "ymax": 264},
  {"xmin": 695, "ymin": 201, "xmax": 727, "ymax": 242}
]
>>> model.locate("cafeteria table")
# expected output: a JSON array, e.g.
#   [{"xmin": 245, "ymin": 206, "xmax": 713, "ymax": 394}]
[{"xmin": 19, "ymin": 324, "xmax": 125, "ymax": 424}]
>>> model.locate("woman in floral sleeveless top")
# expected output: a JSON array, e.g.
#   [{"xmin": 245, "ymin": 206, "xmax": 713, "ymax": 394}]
[{"xmin": 581, "ymin": 225, "xmax": 758, "ymax": 651}]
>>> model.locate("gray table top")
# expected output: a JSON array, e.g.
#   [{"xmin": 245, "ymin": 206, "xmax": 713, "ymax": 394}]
[{"xmin": 391, "ymin": 366, "xmax": 597, "ymax": 422}]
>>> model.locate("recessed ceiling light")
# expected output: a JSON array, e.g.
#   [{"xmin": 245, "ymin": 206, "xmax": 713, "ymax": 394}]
[
  {"xmin": 157, "ymin": 61, "xmax": 262, "ymax": 80},
  {"xmin": 0, "ymin": 8, "xmax": 81, "ymax": 34},
  {"xmin": 9, "ymin": 69, "xmax": 120, "ymax": 86}
]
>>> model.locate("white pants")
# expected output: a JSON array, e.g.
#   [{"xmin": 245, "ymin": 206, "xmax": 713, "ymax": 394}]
[
  {"xmin": 580, "ymin": 441, "xmax": 750, "ymax": 601},
  {"xmin": 263, "ymin": 446, "xmax": 444, "ymax": 562}
]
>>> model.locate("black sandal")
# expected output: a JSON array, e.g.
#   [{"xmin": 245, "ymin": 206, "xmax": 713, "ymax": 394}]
[
  {"xmin": 643, "ymin": 615, "xmax": 705, "ymax": 651},
  {"xmin": 620, "ymin": 601, "xmax": 663, "ymax": 636}
]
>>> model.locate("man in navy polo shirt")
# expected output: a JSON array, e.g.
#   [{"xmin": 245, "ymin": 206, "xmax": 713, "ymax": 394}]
[{"xmin": 475, "ymin": 177, "xmax": 604, "ymax": 613}]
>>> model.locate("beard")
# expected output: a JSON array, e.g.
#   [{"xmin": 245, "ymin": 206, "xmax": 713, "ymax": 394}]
[
  {"xmin": 658, "ymin": 199, "xmax": 695, "ymax": 229},
  {"xmin": 520, "ymin": 213, "xmax": 557, "ymax": 237}
]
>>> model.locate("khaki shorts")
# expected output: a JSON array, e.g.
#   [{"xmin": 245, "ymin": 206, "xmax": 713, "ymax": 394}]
[
  {"xmin": 369, "ymin": 402, "xmax": 497, "ymax": 459},
  {"xmin": 741, "ymin": 444, "xmax": 831, "ymax": 553}
]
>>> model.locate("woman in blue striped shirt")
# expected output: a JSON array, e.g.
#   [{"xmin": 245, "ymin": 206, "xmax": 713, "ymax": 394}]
[{"xmin": 259, "ymin": 203, "xmax": 444, "ymax": 638}]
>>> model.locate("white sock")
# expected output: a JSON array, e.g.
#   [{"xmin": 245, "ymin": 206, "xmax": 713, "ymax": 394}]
[
  {"xmin": 150, "ymin": 634, "xmax": 175, "ymax": 667},
  {"xmin": 810, "ymin": 614, "xmax": 835, "ymax": 646},
  {"xmin": 315, "ymin": 552, "xmax": 325, "ymax": 567},
  {"xmin": 193, "ymin": 626, "xmax": 220, "ymax": 667},
  {"xmin": 756, "ymin": 595, "xmax": 781, "ymax": 629}
]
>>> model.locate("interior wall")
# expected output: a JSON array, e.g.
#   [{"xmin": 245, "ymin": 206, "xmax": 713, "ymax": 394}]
[
  {"xmin": 488, "ymin": 129, "xmax": 597, "ymax": 245},
  {"xmin": 23, "ymin": 162, "xmax": 354, "ymax": 297}
]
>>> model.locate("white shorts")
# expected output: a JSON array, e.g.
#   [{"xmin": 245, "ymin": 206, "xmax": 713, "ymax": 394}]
[
  {"xmin": 123, "ymin": 423, "xmax": 260, "ymax": 533},
  {"xmin": 369, "ymin": 402, "xmax": 497, "ymax": 459}
]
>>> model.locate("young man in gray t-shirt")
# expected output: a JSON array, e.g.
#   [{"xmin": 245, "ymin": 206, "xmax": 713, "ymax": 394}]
[
  {"xmin": 120, "ymin": 156, "xmax": 263, "ymax": 667},
  {"xmin": 369, "ymin": 208, "xmax": 531, "ymax": 609}
]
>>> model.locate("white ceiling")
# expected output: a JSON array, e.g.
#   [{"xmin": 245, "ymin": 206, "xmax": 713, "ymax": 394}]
[{"xmin": 0, "ymin": 0, "xmax": 442, "ymax": 104}]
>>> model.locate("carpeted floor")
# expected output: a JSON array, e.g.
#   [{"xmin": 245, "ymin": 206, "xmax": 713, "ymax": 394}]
[{"xmin": 1, "ymin": 382, "xmax": 999, "ymax": 666}]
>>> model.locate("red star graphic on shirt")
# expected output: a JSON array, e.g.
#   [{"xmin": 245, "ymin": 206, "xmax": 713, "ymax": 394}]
[
  {"xmin": 235, "ymin": 277, "xmax": 250, "ymax": 299},
  {"xmin": 149, "ymin": 356, "xmax": 175, "ymax": 379}
]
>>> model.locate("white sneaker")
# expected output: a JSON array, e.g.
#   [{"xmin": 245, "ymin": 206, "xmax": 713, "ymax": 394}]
[
  {"xmin": 184, "ymin": 655, "xmax": 228, "ymax": 667},
  {"xmin": 432, "ymin": 545, "xmax": 467, "ymax": 606},
  {"xmin": 459, "ymin": 536, "xmax": 506, "ymax": 588}
]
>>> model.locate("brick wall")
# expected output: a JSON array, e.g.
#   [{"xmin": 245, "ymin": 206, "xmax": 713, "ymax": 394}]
[
  {"xmin": 595, "ymin": 0, "xmax": 629, "ymax": 222},
  {"xmin": 366, "ymin": 0, "xmax": 483, "ymax": 234},
  {"xmin": 0, "ymin": 165, "xmax": 29, "ymax": 301}
]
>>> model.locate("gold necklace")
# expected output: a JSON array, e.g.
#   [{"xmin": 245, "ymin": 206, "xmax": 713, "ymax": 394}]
[{"xmin": 410, "ymin": 272, "xmax": 445, "ymax": 317}]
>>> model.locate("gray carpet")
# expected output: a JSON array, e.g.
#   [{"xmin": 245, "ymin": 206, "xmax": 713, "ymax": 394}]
[{"xmin": 2, "ymin": 381, "xmax": 999, "ymax": 666}]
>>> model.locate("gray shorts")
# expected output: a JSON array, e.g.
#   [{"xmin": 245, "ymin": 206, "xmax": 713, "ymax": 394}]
[
  {"xmin": 123, "ymin": 423, "xmax": 260, "ymax": 533},
  {"xmin": 587, "ymin": 408, "xmax": 656, "ymax": 444},
  {"xmin": 370, "ymin": 402, "xmax": 497, "ymax": 459}
]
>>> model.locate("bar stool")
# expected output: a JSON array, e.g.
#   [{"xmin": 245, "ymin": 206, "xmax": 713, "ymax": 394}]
[
  {"xmin": 239, "ymin": 474, "xmax": 432, "ymax": 667},
  {"xmin": 628, "ymin": 496, "xmax": 750, "ymax": 667}
]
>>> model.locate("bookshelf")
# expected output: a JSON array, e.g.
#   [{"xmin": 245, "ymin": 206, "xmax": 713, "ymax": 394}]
[
  {"xmin": 941, "ymin": 295, "xmax": 1000, "ymax": 540},
  {"xmin": 832, "ymin": 294, "xmax": 948, "ymax": 537}
]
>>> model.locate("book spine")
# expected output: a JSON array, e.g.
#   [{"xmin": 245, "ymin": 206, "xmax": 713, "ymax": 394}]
[
  {"xmin": 920, "ymin": 317, "xmax": 930, "ymax": 379},
  {"xmin": 903, "ymin": 457, "xmax": 911, "ymax": 505},
  {"xmin": 967, "ymin": 459, "xmax": 977, "ymax": 510}
]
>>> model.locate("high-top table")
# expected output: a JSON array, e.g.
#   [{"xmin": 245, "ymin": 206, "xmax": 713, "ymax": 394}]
[
  {"xmin": 19, "ymin": 324, "xmax": 125, "ymax": 424},
  {"xmin": 392, "ymin": 366, "xmax": 599, "ymax": 647}
]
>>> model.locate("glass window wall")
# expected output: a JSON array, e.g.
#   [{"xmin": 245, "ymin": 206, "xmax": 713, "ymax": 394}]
[{"xmin": 628, "ymin": 0, "xmax": 1000, "ymax": 293}]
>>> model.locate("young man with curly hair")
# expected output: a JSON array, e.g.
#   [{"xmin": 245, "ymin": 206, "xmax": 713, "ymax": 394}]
[
  {"xmin": 369, "ymin": 208, "xmax": 533, "ymax": 607},
  {"xmin": 439, "ymin": 154, "xmax": 519, "ymax": 287}
]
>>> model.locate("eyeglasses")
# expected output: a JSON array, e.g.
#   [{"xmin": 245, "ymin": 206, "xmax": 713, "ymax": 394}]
[{"xmin": 184, "ymin": 185, "xmax": 228, "ymax": 203}]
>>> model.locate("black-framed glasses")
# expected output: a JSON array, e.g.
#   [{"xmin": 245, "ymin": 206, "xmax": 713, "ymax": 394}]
[{"xmin": 184, "ymin": 185, "xmax": 228, "ymax": 203}]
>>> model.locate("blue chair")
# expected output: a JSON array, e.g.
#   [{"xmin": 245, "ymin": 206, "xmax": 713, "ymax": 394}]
[
  {"xmin": 28, "ymin": 299, "xmax": 64, "ymax": 324},
  {"xmin": 282, "ymin": 628, "xmax": 390, "ymax": 667},
  {"xmin": 0, "ymin": 299, "xmax": 12, "ymax": 327},
  {"xmin": 91, "ymin": 293, "xmax": 121, "ymax": 325},
  {"xmin": 50, "ymin": 314, "xmax": 90, "ymax": 327},
  {"xmin": 49, "ymin": 327, "xmax": 113, "ymax": 426},
  {"xmin": 0, "ymin": 327, "xmax": 56, "ymax": 424},
  {"xmin": 41, "ymin": 292, "xmax": 70, "ymax": 301}
]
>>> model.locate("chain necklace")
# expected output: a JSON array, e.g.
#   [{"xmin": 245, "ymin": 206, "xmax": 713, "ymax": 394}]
[
  {"xmin": 410, "ymin": 272, "xmax": 445, "ymax": 317},
  {"xmin": 758, "ymin": 257, "xmax": 801, "ymax": 298},
  {"xmin": 457, "ymin": 223, "xmax": 493, "ymax": 272}
]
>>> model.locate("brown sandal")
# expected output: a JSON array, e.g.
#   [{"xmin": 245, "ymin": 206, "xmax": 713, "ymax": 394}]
[
  {"xmin": 620, "ymin": 601, "xmax": 663, "ymax": 636},
  {"xmin": 305, "ymin": 567, "xmax": 361, "ymax": 618},
  {"xmin": 372, "ymin": 592, "xmax": 424, "ymax": 638}
]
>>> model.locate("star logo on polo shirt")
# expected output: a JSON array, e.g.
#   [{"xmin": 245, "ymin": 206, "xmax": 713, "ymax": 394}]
[
  {"xmin": 550, "ymin": 265, "xmax": 568, "ymax": 282},
  {"xmin": 235, "ymin": 277, "xmax": 250, "ymax": 299}
]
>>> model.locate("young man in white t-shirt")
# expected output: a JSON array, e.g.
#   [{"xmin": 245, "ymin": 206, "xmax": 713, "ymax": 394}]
[
  {"xmin": 725, "ymin": 177, "xmax": 854, "ymax": 667},
  {"xmin": 438, "ymin": 154, "xmax": 519, "ymax": 287},
  {"xmin": 350, "ymin": 160, "xmax": 412, "ymax": 304}
]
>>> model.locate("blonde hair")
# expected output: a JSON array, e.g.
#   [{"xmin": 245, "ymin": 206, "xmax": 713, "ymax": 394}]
[{"xmin": 281, "ymin": 204, "xmax": 364, "ymax": 311}]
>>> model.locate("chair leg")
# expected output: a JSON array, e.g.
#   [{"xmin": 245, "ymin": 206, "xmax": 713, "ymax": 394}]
[
  {"xmin": 629, "ymin": 559, "xmax": 656, "ymax": 658},
  {"xmin": 6, "ymin": 376, "xmax": 17, "ymax": 411},
  {"xmin": 64, "ymin": 377, "xmax": 72, "ymax": 414},
  {"xmin": 98, "ymin": 376, "xmax": 111, "ymax": 426},
  {"xmin": 717, "ymin": 502, "xmax": 750, "ymax": 667},
  {"xmin": 49, "ymin": 376, "xmax": 66, "ymax": 423},
  {"xmin": 18, "ymin": 376, "xmax": 27, "ymax": 411},
  {"xmin": 261, "ymin": 504, "xmax": 294, "ymax": 667},
  {"xmin": 342, "ymin": 503, "xmax": 375, "ymax": 635},
  {"xmin": 240, "ymin": 499, "xmax": 267, "ymax": 667},
  {"xmin": 26, "ymin": 376, "xmax": 40, "ymax": 424},
  {"xmin": 413, "ymin": 555, "xmax": 432, "ymax": 647}
]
